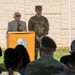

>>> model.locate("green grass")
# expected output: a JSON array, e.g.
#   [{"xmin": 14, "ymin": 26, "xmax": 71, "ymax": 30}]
[
  {"xmin": 54, "ymin": 48, "xmax": 69, "ymax": 61},
  {"xmin": 0, "ymin": 48, "xmax": 70, "ymax": 69},
  {"xmin": 0, "ymin": 50, "xmax": 5, "ymax": 69},
  {"xmin": 38, "ymin": 48, "xmax": 70, "ymax": 61},
  {"xmin": 0, "ymin": 50, "xmax": 5, "ymax": 64}
]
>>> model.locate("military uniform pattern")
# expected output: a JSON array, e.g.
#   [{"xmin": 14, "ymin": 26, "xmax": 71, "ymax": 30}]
[
  {"xmin": 67, "ymin": 68, "xmax": 75, "ymax": 75},
  {"xmin": 28, "ymin": 15, "xmax": 49, "ymax": 59},
  {"xmin": 28, "ymin": 15, "xmax": 49, "ymax": 38},
  {"xmin": 25, "ymin": 55, "xmax": 69, "ymax": 75}
]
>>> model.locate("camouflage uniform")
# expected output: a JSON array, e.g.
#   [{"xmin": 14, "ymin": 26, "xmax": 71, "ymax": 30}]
[
  {"xmin": 28, "ymin": 15, "xmax": 49, "ymax": 59},
  {"xmin": 67, "ymin": 68, "xmax": 75, "ymax": 75},
  {"xmin": 25, "ymin": 55, "xmax": 69, "ymax": 75}
]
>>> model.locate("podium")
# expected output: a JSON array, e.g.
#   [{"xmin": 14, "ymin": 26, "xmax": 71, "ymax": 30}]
[{"xmin": 7, "ymin": 31, "xmax": 35, "ymax": 61}]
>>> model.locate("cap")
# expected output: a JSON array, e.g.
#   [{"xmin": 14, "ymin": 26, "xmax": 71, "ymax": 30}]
[
  {"xmin": 41, "ymin": 36, "xmax": 57, "ymax": 48},
  {"xmin": 35, "ymin": 5, "xmax": 42, "ymax": 10}
]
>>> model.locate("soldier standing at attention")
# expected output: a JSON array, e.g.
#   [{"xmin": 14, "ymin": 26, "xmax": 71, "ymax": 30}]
[{"xmin": 28, "ymin": 5, "xmax": 49, "ymax": 59}]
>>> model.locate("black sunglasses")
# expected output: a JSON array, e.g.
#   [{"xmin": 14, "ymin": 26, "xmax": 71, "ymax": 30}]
[{"xmin": 16, "ymin": 15, "xmax": 21, "ymax": 17}]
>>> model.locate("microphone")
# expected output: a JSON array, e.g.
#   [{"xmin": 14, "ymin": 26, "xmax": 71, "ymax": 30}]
[
  {"xmin": 17, "ymin": 22, "xmax": 20, "ymax": 31},
  {"xmin": 17, "ymin": 22, "xmax": 23, "ymax": 31},
  {"xmin": 19, "ymin": 23, "xmax": 20, "ymax": 27}
]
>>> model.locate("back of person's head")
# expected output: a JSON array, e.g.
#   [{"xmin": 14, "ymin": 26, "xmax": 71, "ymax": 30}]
[
  {"xmin": 60, "ymin": 40, "xmax": 75, "ymax": 68},
  {"xmin": 60, "ymin": 55, "xmax": 70, "ymax": 67},
  {"xmin": 70, "ymin": 40, "xmax": 75, "ymax": 54},
  {"xmin": 69, "ymin": 52, "xmax": 75, "ymax": 67},
  {"xmin": 4, "ymin": 48, "xmax": 22, "ymax": 75},
  {"xmin": 15, "ymin": 45, "xmax": 30, "ymax": 67},
  {"xmin": 0, "ymin": 47, "xmax": 2, "ymax": 57},
  {"xmin": 40, "ymin": 36, "xmax": 57, "ymax": 54}
]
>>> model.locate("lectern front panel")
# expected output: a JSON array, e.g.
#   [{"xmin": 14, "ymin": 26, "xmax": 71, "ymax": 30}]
[{"xmin": 7, "ymin": 32, "xmax": 35, "ymax": 61}]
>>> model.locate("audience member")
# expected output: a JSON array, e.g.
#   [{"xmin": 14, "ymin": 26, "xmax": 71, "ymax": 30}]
[
  {"xmin": 25, "ymin": 36, "xmax": 69, "ymax": 75},
  {"xmin": 0, "ymin": 47, "xmax": 4, "ymax": 74},
  {"xmin": 67, "ymin": 52, "xmax": 75, "ymax": 75},
  {"xmin": 60, "ymin": 40, "xmax": 75, "ymax": 67},
  {"xmin": 0, "ymin": 48, "xmax": 22, "ymax": 75},
  {"xmin": 15, "ymin": 45, "xmax": 30, "ymax": 75}
]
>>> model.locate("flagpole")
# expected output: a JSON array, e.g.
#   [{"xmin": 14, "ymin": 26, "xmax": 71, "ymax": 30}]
[{"xmin": 69, "ymin": 0, "xmax": 72, "ymax": 51}]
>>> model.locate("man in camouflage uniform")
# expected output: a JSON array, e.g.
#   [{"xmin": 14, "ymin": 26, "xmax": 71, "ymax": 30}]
[
  {"xmin": 25, "ymin": 36, "xmax": 69, "ymax": 75},
  {"xmin": 28, "ymin": 5, "xmax": 49, "ymax": 59}
]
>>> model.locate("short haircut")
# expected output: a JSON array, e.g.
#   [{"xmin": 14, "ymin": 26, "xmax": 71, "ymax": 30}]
[
  {"xmin": 60, "ymin": 55, "xmax": 70, "ymax": 67},
  {"xmin": 69, "ymin": 52, "xmax": 75, "ymax": 65},
  {"xmin": 70, "ymin": 40, "xmax": 75, "ymax": 52},
  {"xmin": 14, "ymin": 12, "xmax": 21, "ymax": 17}
]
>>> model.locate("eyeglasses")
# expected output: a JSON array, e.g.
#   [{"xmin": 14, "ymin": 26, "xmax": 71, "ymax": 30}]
[{"xmin": 16, "ymin": 15, "xmax": 21, "ymax": 17}]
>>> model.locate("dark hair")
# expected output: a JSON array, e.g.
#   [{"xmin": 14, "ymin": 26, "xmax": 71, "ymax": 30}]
[
  {"xmin": 41, "ymin": 36, "xmax": 57, "ymax": 48},
  {"xmin": 60, "ymin": 55, "xmax": 70, "ymax": 67},
  {"xmin": 4, "ymin": 48, "xmax": 22, "ymax": 75},
  {"xmin": 70, "ymin": 40, "xmax": 75, "ymax": 52},
  {"xmin": 0, "ymin": 47, "xmax": 2, "ymax": 57},
  {"xmin": 69, "ymin": 52, "xmax": 75, "ymax": 66},
  {"xmin": 15, "ymin": 45, "xmax": 30, "ymax": 68}
]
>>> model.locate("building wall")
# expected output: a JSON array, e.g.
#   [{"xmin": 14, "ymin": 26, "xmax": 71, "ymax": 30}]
[
  {"xmin": 0, "ymin": 0, "xmax": 25, "ymax": 48},
  {"xmin": 0, "ymin": 0, "xmax": 75, "ymax": 48}
]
